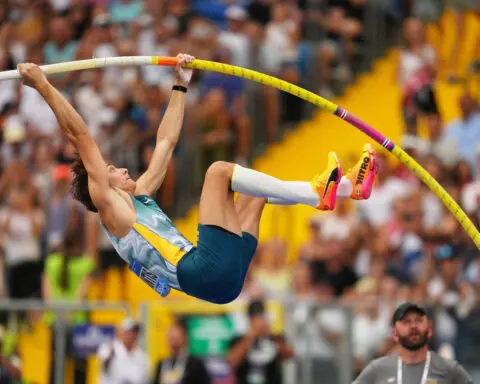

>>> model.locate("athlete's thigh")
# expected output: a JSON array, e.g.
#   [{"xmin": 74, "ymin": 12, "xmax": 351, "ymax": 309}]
[{"xmin": 198, "ymin": 161, "xmax": 242, "ymax": 236}]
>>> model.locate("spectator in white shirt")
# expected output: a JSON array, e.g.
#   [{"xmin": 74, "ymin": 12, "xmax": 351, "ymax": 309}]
[
  {"xmin": 97, "ymin": 317, "xmax": 150, "ymax": 384},
  {"xmin": 0, "ymin": 182, "xmax": 44, "ymax": 299},
  {"xmin": 445, "ymin": 93, "xmax": 480, "ymax": 169},
  {"xmin": 351, "ymin": 289, "xmax": 391, "ymax": 374},
  {"xmin": 218, "ymin": 6, "xmax": 251, "ymax": 68},
  {"xmin": 260, "ymin": 2, "xmax": 300, "ymax": 74}
]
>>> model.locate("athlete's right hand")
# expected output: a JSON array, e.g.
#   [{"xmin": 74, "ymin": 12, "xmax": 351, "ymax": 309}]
[{"xmin": 18, "ymin": 63, "xmax": 49, "ymax": 90}]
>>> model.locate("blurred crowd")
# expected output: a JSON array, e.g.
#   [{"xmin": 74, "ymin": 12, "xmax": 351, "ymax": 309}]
[{"xmin": 0, "ymin": 0, "xmax": 478, "ymax": 383}]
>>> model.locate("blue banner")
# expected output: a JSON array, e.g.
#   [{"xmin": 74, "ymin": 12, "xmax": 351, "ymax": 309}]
[{"xmin": 70, "ymin": 324, "xmax": 116, "ymax": 358}]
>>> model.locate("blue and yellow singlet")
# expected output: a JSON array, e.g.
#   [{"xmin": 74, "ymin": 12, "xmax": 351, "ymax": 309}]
[{"xmin": 102, "ymin": 195, "xmax": 194, "ymax": 293}]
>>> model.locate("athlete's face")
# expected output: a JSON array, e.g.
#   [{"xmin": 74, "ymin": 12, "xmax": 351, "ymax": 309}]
[
  {"xmin": 393, "ymin": 312, "xmax": 431, "ymax": 351},
  {"xmin": 107, "ymin": 164, "xmax": 136, "ymax": 193}
]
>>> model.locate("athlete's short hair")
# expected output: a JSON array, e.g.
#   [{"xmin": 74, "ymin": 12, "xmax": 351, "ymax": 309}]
[{"xmin": 71, "ymin": 154, "xmax": 98, "ymax": 213}]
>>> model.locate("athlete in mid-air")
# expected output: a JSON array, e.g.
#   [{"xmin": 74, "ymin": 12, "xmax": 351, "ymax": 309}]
[{"xmin": 18, "ymin": 53, "xmax": 378, "ymax": 304}]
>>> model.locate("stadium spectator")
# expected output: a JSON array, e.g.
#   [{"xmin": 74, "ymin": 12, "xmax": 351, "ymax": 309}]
[
  {"xmin": 442, "ymin": 0, "xmax": 479, "ymax": 83},
  {"xmin": 0, "ymin": 325, "xmax": 22, "ymax": 384},
  {"xmin": 0, "ymin": 52, "xmax": 17, "ymax": 114},
  {"xmin": 286, "ymin": 262, "xmax": 326, "ymax": 381},
  {"xmin": 289, "ymin": 261, "xmax": 317, "ymax": 305},
  {"xmin": 257, "ymin": 1, "xmax": 302, "ymax": 142},
  {"xmin": 353, "ymin": 257, "xmax": 386, "ymax": 295},
  {"xmin": 194, "ymin": 87, "xmax": 232, "ymax": 177},
  {"xmin": 316, "ymin": 0, "xmax": 365, "ymax": 97},
  {"xmin": 350, "ymin": 288, "xmax": 391, "ymax": 375},
  {"xmin": 357, "ymin": 152, "xmax": 414, "ymax": 227},
  {"xmin": 425, "ymin": 245, "xmax": 477, "ymax": 353},
  {"xmin": 18, "ymin": 48, "xmax": 60, "ymax": 138},
  {"xmin": 45, "ymin": 164, "xmax": 85, "ymax": 253},
  {"xmin": 42, "ymin": 229, "xmax": 94, "ymax": 322},
  {"xmin": 97, "ymin": 317, "xmax": 150, "ymax": 384},
  {"xmin": 151, "ymin": 319, "xmax": 211, "ymax": 384},
  {"xmin": 228, "ymin": 299, "xmax": 294, "ymax": 384},
  {"xmin": 353, "ymin": 302, "xmax": 473, "ymax": 384},
  {"xmin": 444, "ymin": 93, "xmax": 480, "ymax": 170},
  {"xmin": 198, "ymin": 48, "xmax": 252, "ymax": 166},
  {"xmin": 312, "ymin": 247, "xmax": 358, "ymax": 296},
  {"xmin": 109, "ymin": 0, "xmax": 143, "ymax": 25},
  {"xmin": 319, "ymin": 198, "xmax": 358, "ymax": 245},
  {"xmin": 219, "ymin": 6, "xmax": 251, "ymax": 69},
  {"xmin": 0, "ymin": 182, "xmax": 43, "ymax": 299},
  {"xmin": 30, "ymin": 136, "xmax": 56, "ymax": 209},
  {"xmin": 397, "ymin": 17, "xmax": 439, "ymax": 133},
  {"xmin": 138, "ymin": 16, "xmax": 177, "ymax": 90},
  {"xmin": 43, "ymin": 16, "xmax": 79, "ymax": 90},
  {"xmin": 42, "ymin": 229, "xmax": 94, "ymax": 384},
  {"xmin": 251, "ymin": 238, "xmax": 292, "ymax": 299},
  {"xmin": 424, "ymin": 114, "xmax": 460, "ymax": 167},
  {"xmin": 85, "ymin": 210, "xmax": 126, "ymax": 301},
  {"xmin": 401, "ymin": 114, "xmax": 460, "ymax": 168},
  {"xmin": 298, "ymin": 216, "xmax": 326, "ymax": 262},
  {"xmin": 308, "ymin": 280, "xmax": 345, "ymax": 384}
]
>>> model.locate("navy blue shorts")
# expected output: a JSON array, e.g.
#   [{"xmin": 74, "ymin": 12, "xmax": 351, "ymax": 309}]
[{"xmin": 177, "ymin": 224, "xmax": 258, "ymax": 304}]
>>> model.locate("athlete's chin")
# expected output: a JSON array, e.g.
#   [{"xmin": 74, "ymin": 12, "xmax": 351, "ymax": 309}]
[{"xmin": 118, "ymin": 180, "xmax": 136, "ymax": 193}]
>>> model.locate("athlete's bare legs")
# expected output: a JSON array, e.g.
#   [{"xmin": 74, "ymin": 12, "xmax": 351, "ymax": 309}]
[
  {"xmin": 198, "ymin": 161, "xmax": 244, "ymax": 236},
  {"xmin": 198, "ymin": 157, "xmax": 339, "ymax": 236},
  {"xmin": 198, "ymin": 144, "xmax": 377, "ymax": 237}
]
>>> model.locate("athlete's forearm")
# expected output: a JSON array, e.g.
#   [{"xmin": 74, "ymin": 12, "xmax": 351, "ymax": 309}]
[
  {"xmin": 38, "ymin": 82, "xmax": 92, "ymax": 146},
  {"xmin": 155, "ymin": 88, "xmax": 186, "ymax": 145}
]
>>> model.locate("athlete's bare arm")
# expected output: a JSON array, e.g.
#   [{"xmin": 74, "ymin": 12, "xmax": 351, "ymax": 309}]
[
  {"xmin": 17, "ymin": 63, "xmax": 133, "ymax": 230},
  {"xmin": 135, "ymin": 53, "xmax": 194, "ymax": 196}
]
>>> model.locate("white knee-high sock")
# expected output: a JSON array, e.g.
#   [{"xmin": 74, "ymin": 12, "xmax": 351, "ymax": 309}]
[
  {"xmin": 231, "ymin": 165, "xmax": 320, "ymax": 208},
  {"xmin": 267, "ymin": 177, "xmax": 353, "ymax": 205},
  {"xmin": 267, "ymin": 197, "xmax": 298, "ymax": 205}
]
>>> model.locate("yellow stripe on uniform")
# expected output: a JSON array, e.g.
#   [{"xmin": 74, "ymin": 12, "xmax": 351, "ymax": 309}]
[{"xmin": 133, "ymin": 222, "xmax": 186, "ymax": 266}]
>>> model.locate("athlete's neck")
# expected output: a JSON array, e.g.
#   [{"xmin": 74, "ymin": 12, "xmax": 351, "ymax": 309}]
[{"xmin": 399, "ymin": 346, "xmax": 428, "ymax": 364}]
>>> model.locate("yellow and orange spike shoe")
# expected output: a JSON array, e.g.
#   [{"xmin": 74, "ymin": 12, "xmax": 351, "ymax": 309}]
[
  {"xmin": 311, "ymin": 152, "xmax": 342, "ymax": 210},
  {"xmin": 346, "ymin": 143, "xmax": 378, "ymax": 200}
]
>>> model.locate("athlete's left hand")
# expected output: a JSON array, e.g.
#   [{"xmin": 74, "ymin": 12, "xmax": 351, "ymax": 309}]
[{"xmin": 174, "ymin": 53, "xmax": 194, "ymax": 87}]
